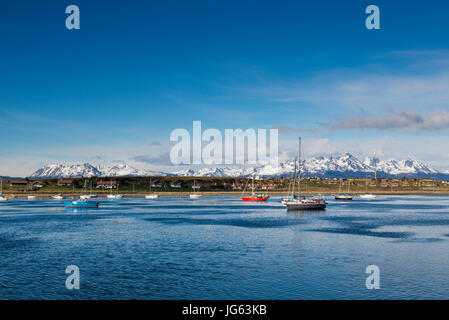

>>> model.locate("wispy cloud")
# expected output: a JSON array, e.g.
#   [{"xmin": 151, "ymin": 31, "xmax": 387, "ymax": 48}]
[
  {"xmin": 327, "ymin": 108, "xmax": 449, "ymax": 133},
  {"xmin": 133, "ymin": 153, "xmax": 172, "ymax": 165}
]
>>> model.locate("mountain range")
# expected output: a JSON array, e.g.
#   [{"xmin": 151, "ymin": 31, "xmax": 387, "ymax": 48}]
[{"xmin": 28, "ymin": 154, "xmax": 447, "ymax": 179}]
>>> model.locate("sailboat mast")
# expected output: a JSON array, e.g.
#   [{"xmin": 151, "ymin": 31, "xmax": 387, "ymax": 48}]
[
  {"xmin": 298, "ymin": 138, "xmax": 301, "ymax": 197},
  {"xmin": 252, "ymin": 175, "xmax": 255, "ymax": 194}
]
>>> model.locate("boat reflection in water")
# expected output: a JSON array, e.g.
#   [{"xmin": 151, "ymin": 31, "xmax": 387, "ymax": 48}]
[{"xmin": 65, "ymin": 200, "xmax": 99, "ymax": 209}]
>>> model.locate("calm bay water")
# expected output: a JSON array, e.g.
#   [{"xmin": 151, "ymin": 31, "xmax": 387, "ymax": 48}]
[{"xmin": 1, "ymin": 195, "xmax": 449, "ymax": 299}]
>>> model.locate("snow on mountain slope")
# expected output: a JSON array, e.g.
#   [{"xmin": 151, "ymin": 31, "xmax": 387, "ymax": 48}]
[
  {"xmin": 174, "ymin": 167, "xmax": 256, "ymax": 177},
  {"xmin": 30, "ymin": 163, "xmax": 101, "ymax": 178},
  {"xmin": 173, "ymin": 155, "xmax": 441, "ymax": 178},
  {"xmin": 28, "ymin": 154, "xmax": 443, "ymax": 178},
  {"xmin": 30, "ymin": 163, "xmax": 168, "ymax": 178},
  {"xmin": 98, "ymin": 163, "xmax": 148, "ymax": 177}
]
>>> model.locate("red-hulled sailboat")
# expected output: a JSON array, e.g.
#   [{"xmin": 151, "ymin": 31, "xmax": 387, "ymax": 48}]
[{"xmin": 241, "ymin": 175, "xmax": 269, "ymax": 201}]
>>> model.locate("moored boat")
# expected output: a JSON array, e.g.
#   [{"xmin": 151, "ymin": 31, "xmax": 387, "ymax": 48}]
[
  {"xmin": 241, "ymin": 175, "xmax": 268, "ymax": 201},
  {"xmin": 145, "ymin": 178, "xmax": 159, "ymax": 199},
  {"xmin": 285, "ymin": 138, "xmax": 326, "ymax": 211},
  {"xmin": 242, "ymin": 193, "xmax": 269, "ymax": 201},
  {"xmin": 359, "ymin": 175, "xmax": 376, "ymax": 199},
  {"xmin": 189, "ymin": 180, "xmax": 202, "ymax": 199},
  {"xmin": 0, "ymin": 195, "xmax": 7, "ymax": 202},
  {"xmin": 107, "ymin": 193, "xmax": 123, "ymax": 199},
  {"xmin": 52, "ymin": 194, "xmax": 64, "ymax": 200},
  {"xmin": 335, "ymin": 194, "xmax": 354, "ymax": 201},
  {"xmin": 285, "ymin": 198, "xmax": 327, "ymax": 210},
  {"xmin": 360, "ymin": 193, "xmax": 376, "ymax": 199},
  {"xmin": 334, "ymin": 178, "xmax": 353, "ymax": 200}
]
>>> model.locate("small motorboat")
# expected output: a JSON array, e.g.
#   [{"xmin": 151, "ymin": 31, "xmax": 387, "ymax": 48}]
[
  {"xmin": 65, "ymin": 200, "xmax": 99, "ymax": 209},
  {"xmin": 335, "ymin": 194, "xmax": 353, "ymax": 201},
  {"xmin": 145, "ymin": 194, "xmax": 159, "ymax": 199},
  {"xmin": 52, "ymin": 194, "xmax": 64, "ymax": 200},
  {"xmin": 6, "ymin": 195, "xmax": 17, "ymax": 199},
  {"xmin": 0, "ymin": 195, "xmax": 8, "ymax": 202},
  {"xmin": 360, "ymin": 192, "xmax": 376, "ymax": 199},
  {"xmin": 27, "ymin": 195, "xmax": 37, "ymax": 200},
  {"xmin": 107, "ymin": 193, "xmax": 123, "ymax": 199}
]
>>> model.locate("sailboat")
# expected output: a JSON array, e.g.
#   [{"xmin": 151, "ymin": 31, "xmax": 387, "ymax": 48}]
[
  {"xmin": 360, "ymin": 174, "xmax": 376, "ymax": 199},
  {"xmin": 335, "ymin": 178, "xmax": 353, "ymax": 200},
  {"xmin": 145, "ymin": 178, "xmax": 159, "ymax": 199},
  {"xmin": 241, "ymin": 174, "xmax": 268, "ymax": 201},
  {"xmin": 284, "ymin": 138, "xmax": 326, "ymax": 210},
  {"xmin": 107, "ymin": 182, "xmax": 123, "ymax": 199},
  {"xmin": 80, "ymin": 179, "xmax": 97, "ymax": 199},
  {"xmin": 189, "ymin": 180, "xmax": 202, "ymax": 199},
  {"xmin": 0, "ymin": 179, "xmax": 8, "ymax": 201}
]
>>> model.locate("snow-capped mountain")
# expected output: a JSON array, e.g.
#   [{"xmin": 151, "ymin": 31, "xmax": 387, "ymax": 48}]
[
  {"xmin": 363, "ymin": 157, "xmax": 438, "ymax": 176},
  {"xmin": 28, "ymin": 154, "xmax": 445, "ymax": 179},
  {"xmin": 29, "ymin": 163, "xmax": 167, "ymax": 178},
  {"xmin": 30, "ymin": 163, "xmax": 102, "ymax": 178},
  {"xmin": 98, "ymin": 163, "xmax": 148, "ymax": 177},
  {"xmin": 174, "ymin": 154, "xmax": 443, "ymax": 179},
  {"xmin": 174, "ymin": 167, "xmax": 256, "ymax": 177}
]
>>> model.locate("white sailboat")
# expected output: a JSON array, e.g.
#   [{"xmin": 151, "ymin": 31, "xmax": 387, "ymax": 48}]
[
  {"xmin": 145, "ymin": 178, "xmax": 159, "ymax": 199},
  {"xmin": 360, "ymin": 174, "xmax": 376, "ymax": 199},
  {"xmin": 80, "ymin": 179, "xmax": 97, "ymax": 199},
  {"xmin": 0, "ymin": 179, "xmax": 8, "ymax": 201},
  {"xmin": 189, "ymin": 180, "xmax": 202, "ymax": 199},
  {"xmin": 107, "ymin": 182, "xmax": 123, "ymax": 199},
  {"xmin": 284, "ymin": 138, "xmax": 327, "ymax": 210},
  {"xmin": 335, "ymin": 178, "xmax": 353, "ymax": 200}
]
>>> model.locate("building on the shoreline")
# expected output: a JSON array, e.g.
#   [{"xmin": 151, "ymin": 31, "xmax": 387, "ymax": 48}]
[
  {"xmin": 57, "ymin": 179, "xmax": 73, "ymax": 186},
  {"xmin": 10, "ymin": 180, "xmax": 28, "ymax": 187},
  {"xmin": 96, "ymin": 180, "xmax": 117, "ymax": 189},
  {"xmin": 170, "ymin": 181, "xmax": 182, "ymax": 188},
  {"xmin": 151, "ymin": 180, "xmax": 164, "ymax": 188}
]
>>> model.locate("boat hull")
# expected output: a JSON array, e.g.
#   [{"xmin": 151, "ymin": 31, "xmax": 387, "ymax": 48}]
[
  {"xmin": 145, "ymin": 194, "xmax": 159, "ymax": 199},
  {"xmin": 0, "ymin": 196, "xmax": 8, "ymax": 202},
  {"xmin": 242, "ymin": 197, "xmax": 268, "ymax": 201},
  {"xmin": 360, "ymin": 194, "xmax": 376, "ymax": 199},
  {"xmin": 286, "ymin": 202, "xmax": 326, "ymax": 210},
  {"xmin": 107, "ymin": 194, "xmax": 123, "ymax": 199}
]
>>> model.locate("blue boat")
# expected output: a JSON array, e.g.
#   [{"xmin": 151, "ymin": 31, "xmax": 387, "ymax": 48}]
[{"xmin": 65, "ymin": 200, "xmax": 99, "ymax": 208}]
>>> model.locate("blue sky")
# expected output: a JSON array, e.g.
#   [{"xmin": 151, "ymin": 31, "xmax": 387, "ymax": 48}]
[{"xmin": 1, "ymin": 0, "xmax": 449, "ymax": 175}]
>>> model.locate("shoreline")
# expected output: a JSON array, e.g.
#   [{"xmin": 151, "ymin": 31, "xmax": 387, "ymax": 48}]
[{"xmin": 4, "ymin": 190, "xmax": 449, "ymax": 197}]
